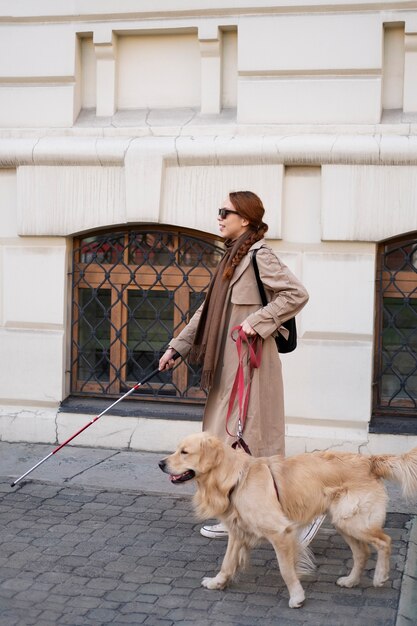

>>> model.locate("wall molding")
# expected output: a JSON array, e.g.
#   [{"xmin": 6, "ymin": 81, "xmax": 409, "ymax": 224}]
[{"xmin": 3, "ymin": 133, "xmax": 417, "ymax": 167}]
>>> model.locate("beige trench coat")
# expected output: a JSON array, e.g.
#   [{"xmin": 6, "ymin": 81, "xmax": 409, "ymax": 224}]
[{"xmin": 170, "ymin": 239, "xmax": 309, "ymax": 457}]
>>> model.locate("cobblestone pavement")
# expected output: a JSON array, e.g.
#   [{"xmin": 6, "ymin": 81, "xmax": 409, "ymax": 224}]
[{"xmin": 0, "ymin": 475, "xmax": 415, "ymax": 626}]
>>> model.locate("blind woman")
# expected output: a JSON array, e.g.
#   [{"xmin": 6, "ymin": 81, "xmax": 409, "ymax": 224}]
[{"xmin": 159, "ymin": 191, "xmax": 324, "ymax": 542}]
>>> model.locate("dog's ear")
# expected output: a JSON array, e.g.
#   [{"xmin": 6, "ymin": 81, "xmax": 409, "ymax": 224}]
[{"xmin": 199, "ymin": 435, "xmax": 224, "ymax": 473}]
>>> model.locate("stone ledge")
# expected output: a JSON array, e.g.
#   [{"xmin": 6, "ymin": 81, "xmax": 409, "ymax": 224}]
[
  {"xmin": 59, "ymin": 395, "xmax": 204, "ymax": 421},
  {"xmin": 3, "ymin": 131, "xmax": 417, "ymax": 168}
]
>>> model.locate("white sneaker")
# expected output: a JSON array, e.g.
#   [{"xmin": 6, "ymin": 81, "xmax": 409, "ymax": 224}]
[
  {"xmin": 298, "ymin": 514, "xmax": 326, "ymax": 547},
  {"xmin": 200, "ymin": 522, "xmax": 228, "ymax": 539}
]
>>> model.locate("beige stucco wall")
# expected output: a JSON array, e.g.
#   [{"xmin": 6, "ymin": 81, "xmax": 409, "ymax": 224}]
[
  {"xmin": 1, "ymin": 0, "xmax": 417, "ymax": 454},
  {"xmin": 1, "ymin": 2, "xmax": 417, "ymax": 126}
]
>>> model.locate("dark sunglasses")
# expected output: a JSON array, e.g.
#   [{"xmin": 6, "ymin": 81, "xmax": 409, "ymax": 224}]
[{"xmin": 218, "ymin": 208, "xmax": 240, "ymax": 219}]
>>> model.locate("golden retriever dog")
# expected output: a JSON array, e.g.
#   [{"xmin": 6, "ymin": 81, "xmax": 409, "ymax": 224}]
[{"xmin": 159, "ymin": 432, "xmax": 417, "ymax": 608}]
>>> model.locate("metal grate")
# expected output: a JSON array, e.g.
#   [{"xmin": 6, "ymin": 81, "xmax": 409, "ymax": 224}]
[
  {"xmin": 70, "ymin": 228, "xmax": 224, "ymax": 401},
  {"xmin": 373, "ymin": 235, "xmax": 417, "ymax": 418}
]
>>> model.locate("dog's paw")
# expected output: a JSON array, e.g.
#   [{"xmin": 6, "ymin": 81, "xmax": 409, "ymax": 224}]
[
  {"xmin": 337, "ymin": 575, "xmax": 359, "ymax": 588},
  {"xmin": 201, "ymin": 575, "xmax": 226, "ymax": 590},
  {"xmin": 288, "ymin": 590, "xmax": 305, "ymax": 609},
  {"xmin": 373, "ymin": 573, "xmax": 389, "ymax": 587}
]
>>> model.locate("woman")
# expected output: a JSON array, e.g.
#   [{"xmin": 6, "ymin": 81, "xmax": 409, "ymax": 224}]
[{"xmin": 159, "ymin": 191, "xmax": 323, "ymax": 541}]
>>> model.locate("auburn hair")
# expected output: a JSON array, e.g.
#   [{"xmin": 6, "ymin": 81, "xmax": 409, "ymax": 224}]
[{"xmin": 223, "ymin": 191, "xmax": 269, "ymax": 280}]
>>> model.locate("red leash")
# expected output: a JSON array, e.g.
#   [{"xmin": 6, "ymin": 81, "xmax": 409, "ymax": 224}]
[
  {"xmin": 226, "ymin": 325, "xmax": 262, "ymax": 454},
  {"xmin": 225, "ymin": 328, "xmax": 281, "ymax": 501}
]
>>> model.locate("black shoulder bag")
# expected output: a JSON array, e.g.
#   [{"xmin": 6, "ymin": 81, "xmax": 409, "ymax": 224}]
[{"xmin": 252, "ymin": 249, "xmax": 297, "ymax": 354}]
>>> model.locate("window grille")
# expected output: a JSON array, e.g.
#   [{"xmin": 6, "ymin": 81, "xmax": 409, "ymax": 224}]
[
  {"xmin": 373, "ymin": 234, "xmax": 417, "ymax": 421},
  {"xmin": 70, "ymin": 228, "xmax": 224, "ymax": 401}
]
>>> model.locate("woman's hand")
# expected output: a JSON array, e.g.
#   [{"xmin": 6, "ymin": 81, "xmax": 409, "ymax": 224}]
[
  {"xmin": 241, "ymin": 320, "xmax": 257, "ymax": 337},
  {"xmin": 159, "ymin": 347, "xmax": 177, "ymax": 371}
]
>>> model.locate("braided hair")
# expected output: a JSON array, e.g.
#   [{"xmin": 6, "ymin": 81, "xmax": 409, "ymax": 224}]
[{"xmin": 223, "ymin": 191, "xmax": 269, "ymax": 280}]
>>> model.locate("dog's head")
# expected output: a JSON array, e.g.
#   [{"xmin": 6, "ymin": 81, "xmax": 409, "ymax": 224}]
[{"xmin": 159, "ymin": 432, "xmax": 224, "ymax": 485}]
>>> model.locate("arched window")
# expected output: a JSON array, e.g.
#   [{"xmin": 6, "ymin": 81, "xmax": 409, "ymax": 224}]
[
  {"xmin": 70, "ymin": 227, "xmax": 224, "ymax": 402},
  {"xmin": 372, "ymin": 233, "xmax": 417, "ymax": 431}
]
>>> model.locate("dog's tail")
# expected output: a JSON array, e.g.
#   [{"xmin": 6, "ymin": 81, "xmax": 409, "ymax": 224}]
[{"xmin": 370, "ymin": 446, "xmax": 417, "ymax": 499}]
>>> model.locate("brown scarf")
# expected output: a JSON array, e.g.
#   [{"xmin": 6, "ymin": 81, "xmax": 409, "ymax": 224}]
[{"xmin": 189, "ymin": 231, "xmax": 253, "ymax": 390}]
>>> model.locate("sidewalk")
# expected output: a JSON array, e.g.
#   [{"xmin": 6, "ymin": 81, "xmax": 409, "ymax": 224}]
[{"xmin": 0, "ymin": 441, "xmax": 416, "ymax": 626}]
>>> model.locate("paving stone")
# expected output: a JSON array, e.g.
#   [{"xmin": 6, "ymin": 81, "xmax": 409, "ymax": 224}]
[
  {"xmin": 106, "ymin": 589, "xmax": 138, "ymax": 602},
  {"xmin": 116, "ymin": 613, "xmax": 148, "ymax": 624},
  {"xmin": 85, "ymin": 607, "xmax": 119, "ymax": 622},
  {"xmin": 0, "ymin": 578, "xmax": 34, "ymax": 592},
  {"xmin": 86, "ymin": 577, "xmax": 120, "ymax": 591},
  {"xmin": 66, "ymin": 595, "xmax": 102, "ymax": 609},
  {"xmin": 36, "ymin": 592, "xmax": 71, "ymax": 606}
]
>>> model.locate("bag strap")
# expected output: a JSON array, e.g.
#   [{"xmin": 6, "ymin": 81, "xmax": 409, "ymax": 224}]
[
  {"xmin": 253, "ymin": 249, "xmax": 297, "ymax": 353},
  {"xmin": 225, "ymin": 325, "xmax": 262, "ymax": 454},
  {"xmin": 252, "ymin": 249, "xmax": 268, "ymax": 307}
]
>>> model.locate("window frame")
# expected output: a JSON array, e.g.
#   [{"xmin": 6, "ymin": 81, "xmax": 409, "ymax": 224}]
[
  {"xmin": 70, "ymin": 225, "xmax": 224, "ymax": 403},
  {"xmin": 372, "ymin": 232, "xmax": 417, "ymax": 432}
]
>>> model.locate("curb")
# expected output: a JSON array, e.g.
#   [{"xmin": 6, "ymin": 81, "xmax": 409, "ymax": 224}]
[{"xmin": 396, "ymin": 515, "xmax": 417, "ymax": 626}]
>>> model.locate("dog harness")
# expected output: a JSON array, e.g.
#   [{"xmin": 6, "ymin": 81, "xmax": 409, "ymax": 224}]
[{"xmin": 228, "ymin": 465, "xmax": 281, "ymax": 504}]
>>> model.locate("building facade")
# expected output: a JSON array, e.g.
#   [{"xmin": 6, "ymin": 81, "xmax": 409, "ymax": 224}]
[{"xmin": 1, "ymin": 0, "xmax": 416, "ymax": 455}]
